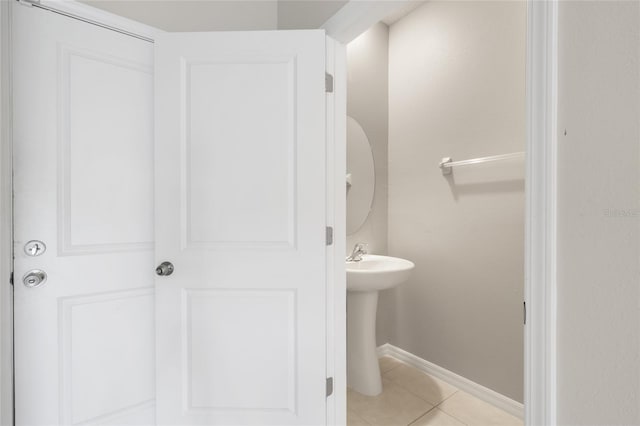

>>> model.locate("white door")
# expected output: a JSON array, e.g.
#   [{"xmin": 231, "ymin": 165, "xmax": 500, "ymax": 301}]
[
  {"xmin": 13, "ymin": 5, "xmax": 156, "ymax": 425},
  {"xmin": 154, "ymin": 31, "xmax": 328, "ymax": 425}
]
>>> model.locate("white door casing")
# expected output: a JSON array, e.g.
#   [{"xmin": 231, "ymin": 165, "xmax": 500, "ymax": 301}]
[
  {"xmin": 12, "ymin": 4, "xmax": 156, "ymax": 425},
  {"xmin": 154, "ymin": 30, "xmax": 329, "ymax": 425}
]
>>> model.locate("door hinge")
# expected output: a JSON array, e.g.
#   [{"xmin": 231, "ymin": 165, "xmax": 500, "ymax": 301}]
[
  {"xmin": 9, "ymin": 272, "xmax": 13, "ymax": 286},
  {"xmin": 326, "ymin": 377, "xmax": 334, "ymax": 397},
  {"xmin": 325, "ymin": 73, "xmax": 334, "ymax": 93},
  {"xmin": 325, "ymin": 226, "xmax": 333, "ymax": 246},
  {"xmin": 523, "ymin": 301, "xmax": 526, "ymax": 325}
]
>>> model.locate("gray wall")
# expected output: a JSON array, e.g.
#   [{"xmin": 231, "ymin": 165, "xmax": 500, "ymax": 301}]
[
  {"xmin": 345, "ymin": 22, "xmax": 394, "ymax": 344},
  {"xmin": 277, "ymin": 1, "xmax": 347, "ymax": 30},
  {"xmin": 387, "ymin": 1, "xmax": 526, "ymax": 402},
  {"xmin": 346, "ymin": 22, "xmax": 389, "ymax": 258},
  {"xmin": 79, "ymin": 1, "xmax": 278, "ymax": 31},
  {"xmin": 557, "ymin": 2, "xmax": 640, "ymax": 424},
  {"xmin": 80, "ymin": 0, "xmax": 347, "ymax": 31}
]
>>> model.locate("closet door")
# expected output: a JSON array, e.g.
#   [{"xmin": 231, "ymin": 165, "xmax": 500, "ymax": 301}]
[
  {"xmin": 154, "ymin": 31, "xmax": 328, "ymax": 425},
  {"xmin": 12, "ymin": 4, "xmax": 156, "ymax": 426}
]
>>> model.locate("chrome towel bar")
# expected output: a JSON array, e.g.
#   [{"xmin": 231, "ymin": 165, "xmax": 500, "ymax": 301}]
[{"xmin": 439, "ymin": 152, "xmax": 525, "ymax": 175}]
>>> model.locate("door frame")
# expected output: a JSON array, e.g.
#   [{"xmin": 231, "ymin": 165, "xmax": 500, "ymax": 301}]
[
  {"xmin": 0, "ymin": 1, "xmax": 13, "ymax": 425},
  {"xmin": 326, "ymin": 1, "xmax": 559, "ymax": 424},
  {"xmin": 523, "ymin": 1, "xmax": 558, "ymax": 424},
  {"xmin": 0, "ymin": 0, "xmax": 558, "ymax": 425}
]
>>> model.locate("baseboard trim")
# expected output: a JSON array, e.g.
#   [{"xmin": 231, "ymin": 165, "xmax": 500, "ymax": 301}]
[{"xmin": 377, "ymin": 343, "xmax": 524, "ymax": 420}]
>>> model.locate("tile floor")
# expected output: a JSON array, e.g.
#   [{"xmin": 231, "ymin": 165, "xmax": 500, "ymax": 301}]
[{"xmin": 347, "ymin": 357, "xmax": 523, "ymax": 426}]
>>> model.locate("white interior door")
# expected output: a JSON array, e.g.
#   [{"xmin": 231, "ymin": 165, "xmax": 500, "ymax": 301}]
[
  {"xmin": 154, "ymin": 30, "xmax": 328, "ymax": 425},
  {"xmin": 13, "ymin": 5, "xmax": 156, "ymax": 425}
]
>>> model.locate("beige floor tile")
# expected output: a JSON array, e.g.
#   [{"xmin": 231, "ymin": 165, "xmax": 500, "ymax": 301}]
[
  {"xmin": 379, "ymin": 356, "xmax": 404, "ymax": 373},
  {"xmin": 438, "ymin": 392, "xmax": 523, "ymax": 426},
  {"xmin": 348, "ymin": 408, "xmax": 371, "ymax": 426},
  {"xmin": 411, "ymin": 408, "xmax": 466, "ymax": 426},
  {"xmin": 348, "ymin": 379, "xmax": 434, "ymax": 426},
  {"xmin": 384, "ymin": 364, "xmax": 458, "ymax": 405}
]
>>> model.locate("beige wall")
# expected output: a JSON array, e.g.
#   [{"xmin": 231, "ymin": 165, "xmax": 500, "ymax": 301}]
[
  {"xmin": 79, "ymin": 0, "xmax": 347, "ymax": 31},
  {"xmin": 79, "ymin": 1, "xmax": 278, "ymax": 31},
  {"xmin": 387, "ymin": 1, "xmax": 526, "ymax": 402},
  {"xmin": 346, "ymin": 22, "xmax": 389, "ymax": 258},
  {"xmin": 557, "ymin": 2, "xmax": 640, "ymax": 424},
  {"xmin": 345, "ymin": 22, "xmax": 395, "ymax": 344},
  {"xmin": 277, "ymin": 1, "xmax": 348, "ymax": 30}
]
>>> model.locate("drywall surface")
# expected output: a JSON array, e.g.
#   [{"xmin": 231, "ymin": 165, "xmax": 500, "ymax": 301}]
[
  {"xmin": 557, "ymin": 2, "xmax": 640, "ymax": 424},
  {"xmin": 345, "ymin": 23, "xmax": 393, "ymax": 343},
  {"xmin": 346, "ymin": 23, "xmax": 389, "ymax": 256},
  {"xmin": 79, "ymin": 0, "xmax": 347, "ymax": 31},
  {"xmin": 277, "ymin": 1, "xmax": 347, "ymax": 30},
  {"xmin": 388, "ymin": 1, "xmax": 526, "ymax": 402},
  {"xmin": 79, "ymin": 0, "xmax": 278, "ymax": 31}
]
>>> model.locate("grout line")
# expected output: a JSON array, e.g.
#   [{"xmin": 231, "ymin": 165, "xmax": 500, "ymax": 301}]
[
  {"xmin": 410, "ymin": 406, "xmax": 470, "ymax": 426},
  {"xmin": 348, "ymin": 408, "xmax": 372, "ymax": 426},
  {"xmin": 382, "ymin": 363, "xmax": 469, "ymax": 426},
  {"xmin": 382, "ymin": 362, "xmax": 461, "ymax": 409},
  {"xmin": 378, "ymin": 346, "xmax": 524, "ymax": 420},
  {"xmin": 354, "ymin": 355, "xmax": 518, "ymax": 426},
  {"xmin": 436, "ymin": 408, "xmax": 469, "ymax": 426},
  {"xmin": 386, "ymin": 376, "xmax": 446, "ymax": 409},
  {"xmin": 434, "ymin": 389, "xmax": 459, "ymax": 408},
  {"xmin": 406, "ymin": 404, "xmax": 437, "ymax": 426},
  {"xmin": 381, "ymin": 362, "xmax": 461, "ymax": 426},
  {"xmin": 435, "ymin": 392, "xmax": 473, "ymax": 426},
  {"xmin": 354, "ymin": 358, "xmax": 512, "ymax": 426}
]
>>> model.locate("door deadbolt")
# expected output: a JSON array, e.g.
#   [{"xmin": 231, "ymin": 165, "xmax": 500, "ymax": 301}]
[
  {"xmin": 156, "ymin": 261, "xmax": 174, "ymax": 276},
  {"xmin": 24, "ymin": 240, "xmax": 46, "ymax": 257},
  {"xmin": 23, "ymin": 270, "xmax": 47, "ymax": 288}
]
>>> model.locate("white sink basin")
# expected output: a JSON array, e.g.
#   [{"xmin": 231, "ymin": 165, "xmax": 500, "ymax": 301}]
[
  {"xmin": 346, "ymin": 254, "xmax": 415, "ymax": 396},
  {"xmin": 346, "ymin": 255, "xmax": 415, "ymax": 292}
]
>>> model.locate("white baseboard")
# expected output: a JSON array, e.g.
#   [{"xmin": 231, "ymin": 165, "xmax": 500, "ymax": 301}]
[{"xmin": 377, "ymin": 343, "xmax": 524, "ymax": 420}]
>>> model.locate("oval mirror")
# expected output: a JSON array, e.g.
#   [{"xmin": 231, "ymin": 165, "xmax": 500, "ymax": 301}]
[{"xmin": 346, "ymin": 116, "xmax": 375, "ymax": 235}]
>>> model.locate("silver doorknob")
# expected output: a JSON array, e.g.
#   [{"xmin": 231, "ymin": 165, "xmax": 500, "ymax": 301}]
[
  {"xmin": 156, "ymin": 261, "xmax": 174, "ymax": 276},
  {"xmin": 23, "ymin": 270, "xmax": 47, "ymax": 288}
]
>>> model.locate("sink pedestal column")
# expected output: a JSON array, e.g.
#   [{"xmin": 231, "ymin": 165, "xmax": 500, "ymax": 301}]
[{"xmin": 347, "ymin": 290, "xmax": 382, "ymax": 396}]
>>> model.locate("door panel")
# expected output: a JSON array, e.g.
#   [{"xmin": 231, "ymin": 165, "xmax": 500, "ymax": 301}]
[
  {"xmin": 60, "ymin": 46, "xmax": 153, "ymax": 253},
  {"xmin": 59, "ymin": 289, "xmax": 155, "ymax": 424},
  {"xmin": 154, "ymin": 31, "xmax": 327, "ymax": 425},
  {"xmin": 13, "ymin": 5, "xmax": 155, "ymax": 425},
  {"xmin": 186, "ymin": 59, "xmax": 295, "ymax": 248},
  {"xmin": 185, "ymin": 289, "xmax": 295, "ymax": 410}
]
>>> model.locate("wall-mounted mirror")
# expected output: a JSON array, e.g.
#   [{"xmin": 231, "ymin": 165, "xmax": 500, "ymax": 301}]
[{"xmin": 346, "ymin": 116, "xmax": 375, "ymax": 235}]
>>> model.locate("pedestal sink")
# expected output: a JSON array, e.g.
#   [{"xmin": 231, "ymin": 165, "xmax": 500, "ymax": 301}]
[{"xmin": 347, "ymin": 254, "xmax": 415, "ymax": 396}]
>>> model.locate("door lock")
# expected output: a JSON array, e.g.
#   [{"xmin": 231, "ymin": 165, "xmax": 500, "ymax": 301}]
[
  {"xmin": 24, "ymin": 240, "xmax": 46, "ymax": 257},
  {"xmin": 23, "ymin": 270, "xmax": 47, "ymax": 288},
  {"xmin": 156, "ymin": 261, "xmax": 174, "ymax": 276}
]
